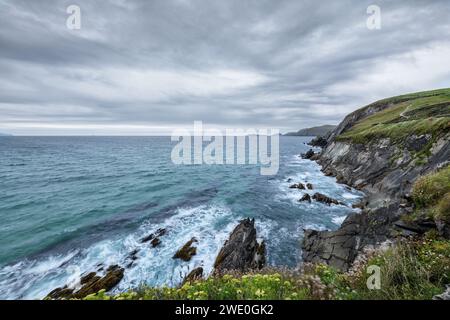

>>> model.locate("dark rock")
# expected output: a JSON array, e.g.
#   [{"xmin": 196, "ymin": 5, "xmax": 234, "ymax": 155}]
[
  {"xmin": 141, "ymin": 234, "xmax": 155, "ymax": 243},
  {"xmin": 141, "ymin": 228, "xmax": 167, "ymax": 243},
  {"xmin": 405, "ymin": 134, "xmax": 431, "ymax": 152},
  {"xmin": 74, "ymin": 265, "xmax": 124, "ymax": 299},
  {"xmin": 312, "ymin": 193, "xmax": 342, "ymax": 206},
  {"xmin": 128, "ymin": 249, "xmax": 139, "ymax": 260},
  {"xmin": 308, "ymin": 136, "xmax": 328, "ymax": 148},
  {"xmin": 302, "ymin": 204, "xmax": 401, "ymax": 271},
  {"xmin": 151, "ymin": 237, "xmax": 161, "ymax": 247},
  {"xmin": 46, "ymin": 286, "xmax": 75, "ymax": 300},
  {"xmin": 301, "ymin": 149, "xmax": 316, "ymax": 159},
  {"xmin": 306, "ymin": 183, "xmax": 313, "ymax": 190},
  {"xmin": 80, "ymin": 272, "xmax": 98, "ymax": 285},
  {"xmin": 214, "ymin": 218, "xmax": 265, "ymax": 273},
  {"xmin": 435, "ymin": 220, "xmax": 450, "ymax": 239},
  {"xmin": 173, "ymin": 238, "xmax": 198, "ymax": 261},
  {"xmin": 299, "ymin": 194, "xmax": 312, "ymax": 203},
  {"xmin": 289, "ymin": 183, "xmax": 306, "ymax": 190},
  {"xmin": 286, "ymin": 178, "xmax": 293, "ymax": 183},
  {"xmin": 47, "ymin": 265, "xmax": 125, "ymax": 299},
  {"xmin": 303, "ymin": 215, "xmax": 361, "ymax": 271},
  {"xmin": 352, "ymin": 201, "xmax": 366, "ymax": 209},
  {"xmin": 182, "ymin": 267, "xmax": 204, "ymax": 285},
  {"xmin": 394, "ymin": 218, "xmax": 436, "ymax": 235}
]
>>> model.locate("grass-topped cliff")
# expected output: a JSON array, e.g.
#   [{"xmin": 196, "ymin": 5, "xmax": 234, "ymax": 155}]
[{"xmin": 336, "ymin": 88, "xmax": 450, "ymax": 147}]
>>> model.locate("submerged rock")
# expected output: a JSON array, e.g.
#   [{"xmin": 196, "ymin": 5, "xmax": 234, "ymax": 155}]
[
  {"xmin": 141, "ymin": 228, "xmax": 167, "ymax": 243},
  {"xmin": 214, "ymin": 218, "xmax": 266, "ymax": 273},
  {"xmin": 299, "ymin": 194, "xmax": 312, "ymax": 203},
  {"xmin": 47, "ymin": 265, "xmax": 125, "ymax": 299},
  {"xmin": 173, "ymin": 238, "xmax": 198, "ymax": 261},
  {"xmin": 151, "ymin": 237, "xmax": 161, "ymax": 247},
  {"xmin": 312, "ymin": 193, "xmax": 344, "ymax": 206},
  {"xmin": 289, "ymin": 183, "xmax": 306, "ymax": 190}
]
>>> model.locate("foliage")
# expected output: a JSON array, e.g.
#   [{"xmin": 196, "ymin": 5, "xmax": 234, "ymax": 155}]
[
  {"xmin": 412, "ymin": 166, "xmax": 450, "ymax": 213},
  {"xmin": 348, "ymin": 236, "xmax": 450, "ymax": 300}
]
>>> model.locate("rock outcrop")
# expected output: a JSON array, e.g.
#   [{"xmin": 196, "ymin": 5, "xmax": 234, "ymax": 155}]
[
  {"xmin": 299, "ymin": 194, "xmax": 312, "ymax": 203},
  {"xmin": 182, "ymin": 267, "xmax": 204, "ymax": 285},
  {"xmin": 312, "ymin": 193, "xmax": 344, "ymax": 206},
  {"xmin": 47, "ymin": 265, "xmax": 124, "ymax": 299},
  {"xmin": 301, "ymin": 149, "xmax": 316, "ymax": 159},
  {"xmin": 173, "ymin": 238, "xmax": 198, "ymax": 261},
  {"xmin": 289, "ymin": 183, "xmax": 306, "ymax": 190},
  {"xmin": 141, "ymin": 228, "xmax": 167, "ymax": 245},
  {"xmin": 308, "ymin": 136, "xmax": 328, "ymax": 148},
  {"xmin": 214, "ymin": 218, "xmax": 266, "ymax": 273}
]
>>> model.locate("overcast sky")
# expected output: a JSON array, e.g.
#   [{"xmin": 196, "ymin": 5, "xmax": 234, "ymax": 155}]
[{"xmin": 1, "ymin": 0, "xmax": 449, "ymax": 135}]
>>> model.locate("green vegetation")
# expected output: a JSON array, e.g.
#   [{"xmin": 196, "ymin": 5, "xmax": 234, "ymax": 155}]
[
  {"xmin": 336, "ymin": 88, "xmax": 450, "ymax": 146},
  {"xmin": 347, "ymin": 236, "xmax": 450, "ymax": 300},
  {"xmin": 412, "ymin": 165, "xmax": 450, "ymax": 222},
  {"xmin": 83, "ymin": 235, "xmax": 450, "ymax": 300}
]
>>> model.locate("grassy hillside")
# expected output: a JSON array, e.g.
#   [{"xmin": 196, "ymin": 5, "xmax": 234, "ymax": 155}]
[{"xmin": 336, "ymin": 88, "xmax": 450, "ymax": 144}]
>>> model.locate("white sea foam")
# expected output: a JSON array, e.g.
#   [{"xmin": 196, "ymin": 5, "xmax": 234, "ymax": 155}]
[
  {"xmin": 331, "ymin": 215, "xmax": 347, "ymax": 226},
  {"xmin": 0, "ymin": 204, "xmax": 238, "ymax": 299},
  {"xmin": 342, "ymin": 192, "xmax": 360, "ymax": 199}
]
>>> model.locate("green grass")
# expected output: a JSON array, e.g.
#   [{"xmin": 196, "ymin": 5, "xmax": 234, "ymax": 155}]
[
  {"xmin": 412, "ymin": 165, "xmax": 450, "ymax": 221},
  {"xmin": 348, "ymin": 237, "xmax": 450, "ymax": 300},
  {"xmin": 336, "ymin": 89, "xmax": 450, "ymax": 145}
]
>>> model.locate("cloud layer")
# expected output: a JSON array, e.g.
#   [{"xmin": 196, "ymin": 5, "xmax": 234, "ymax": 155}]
[{"xmin": 1, "ymin": 0, "xmax": 449, "ymax": 135}]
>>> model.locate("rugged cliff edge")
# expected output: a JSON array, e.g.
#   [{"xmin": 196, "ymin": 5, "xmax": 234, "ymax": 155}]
[{"xmin": 302, "ymin": 88, "xmax": 450, "ymax": 271}]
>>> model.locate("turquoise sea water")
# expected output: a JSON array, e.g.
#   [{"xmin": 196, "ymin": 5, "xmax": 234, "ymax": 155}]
[{"xmin": 0, "ymin": 136, "xmax": 363, "ymax": 299}]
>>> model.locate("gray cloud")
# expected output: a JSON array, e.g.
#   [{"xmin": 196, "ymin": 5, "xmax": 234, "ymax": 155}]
[{"xmin": 1, "ymin": 0, "xmax": 450, "ymax": 135}]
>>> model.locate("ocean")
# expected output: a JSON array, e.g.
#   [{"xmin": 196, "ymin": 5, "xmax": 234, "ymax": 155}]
[{"xmin": 0, "ymin": 136, "xmax": 363, "ymax": 299}]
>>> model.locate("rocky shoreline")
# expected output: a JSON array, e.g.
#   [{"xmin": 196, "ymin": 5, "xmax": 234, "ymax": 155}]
[
  {"xmin": 47, "ymin": 218, "xmax": 266, "ymax": 299},
  {"xmin": 300, "ymin": 97, "xmax": 450, "ymax": 271}
]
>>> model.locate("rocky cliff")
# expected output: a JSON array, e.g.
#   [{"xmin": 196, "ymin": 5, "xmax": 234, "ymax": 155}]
[{"xmin": 302, "ymin": 88, "xmax": 450, "ymax": 271}]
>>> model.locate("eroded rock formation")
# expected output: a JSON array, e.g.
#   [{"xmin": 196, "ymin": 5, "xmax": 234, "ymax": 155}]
[{"xmin": 214, "ymin": 218, "xmax": 266, "ymax": 273}]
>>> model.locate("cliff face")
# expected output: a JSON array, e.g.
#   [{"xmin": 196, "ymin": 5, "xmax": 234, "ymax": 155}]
[{"xmin": 302, "ymin": 89, "xmax": 450, "ymax": 271}]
